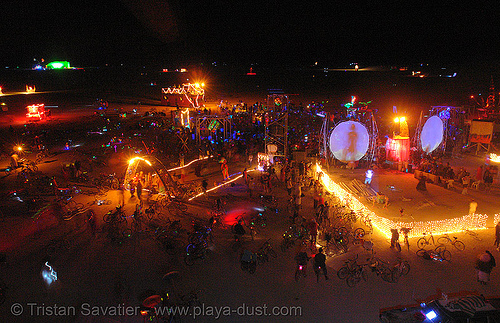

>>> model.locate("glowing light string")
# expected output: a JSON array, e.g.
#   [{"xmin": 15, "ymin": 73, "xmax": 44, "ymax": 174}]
[
  {"xmin": 188, "ymin": 169, "xmax": 257, "ymax": 201},
  {"xmin": 167, "ymin": 155, "xmax": 212, "ymax": 172},
  {"xmin": 316, "ymin": 163, "xmax": 488, "ymax": 239}
]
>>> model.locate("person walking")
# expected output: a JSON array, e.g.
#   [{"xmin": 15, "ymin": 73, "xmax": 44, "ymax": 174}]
[
  {"xmin": 313, "ymin": 247, "xmax": 328, "ymax": 281},
  {"xmin": 136, "ymin": 179, "xmax": 143, "ymax": 201},
  {"xmin": 390, "ymin": 228, "xmax": 400, "ymax": 251},
  {"xmin": 469, "ymin": 199, "xmax": 478, "ymax": 215},
  {"xmin": 476, "ymin": 251, "xmax": 496, "ymax": 285},
  {"xmin": 495, "ymin": 221, "xmax": 500, "ymax": 251},
  {"xmin": 484, "ymin": 167, "xmax": 493, "ymax": 192}
]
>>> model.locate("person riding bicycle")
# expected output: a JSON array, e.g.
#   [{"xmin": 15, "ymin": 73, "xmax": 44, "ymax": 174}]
[{"xmin": 313, "ymin": 248, "xmax": 328, "ymax": 280}]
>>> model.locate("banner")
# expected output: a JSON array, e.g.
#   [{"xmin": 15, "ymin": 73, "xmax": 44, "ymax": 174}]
[{"xmin": 469, "ymin": 120, "xmax": 493, "ymax": 144}]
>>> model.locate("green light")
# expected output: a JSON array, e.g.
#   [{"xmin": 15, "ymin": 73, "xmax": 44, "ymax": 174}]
[{"xmin": 46, "ymin": 61, "xmax": 70, "ymax": 69}]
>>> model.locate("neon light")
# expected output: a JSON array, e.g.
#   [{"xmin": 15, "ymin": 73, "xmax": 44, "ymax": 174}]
[
  {"xmin": 42, "ymin": 261, "xmax": 58, "ymax": 286},
  {"xmin": 167, "ymin": 156, "xmax": 211, "ymax": 172},
  {"xmin": 46, "ymin": 61, "xmax": 70, "ymax": 69},
  {"xmin": 316, "ymin": 163, "xmax": 488, "ymax": 239},
  {"xmin": 161, "ymin": 83, "xmax": 205, "ymax": 108},
  {"xmin": 188, "ymin": 169, "xmax": 257, "ymax": 201}
]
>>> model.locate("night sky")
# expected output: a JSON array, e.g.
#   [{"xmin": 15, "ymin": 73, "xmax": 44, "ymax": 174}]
[{"xmin": 0, "ymin": 0, "xmax": 499, "ymax": 68}]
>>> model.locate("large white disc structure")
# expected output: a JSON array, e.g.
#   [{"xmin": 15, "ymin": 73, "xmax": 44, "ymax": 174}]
[
  {"xmin": 420, "ymin": 115, "xmax": 443, "ymax": 153},
  {"xmin": 329, "ymin": 121, "xmax": 370, "ymax": 162}
]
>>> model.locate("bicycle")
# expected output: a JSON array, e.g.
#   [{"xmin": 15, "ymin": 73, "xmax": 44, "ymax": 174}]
[
  {"xmin": 337, "ymin": 254, "xmax": 366, "ymax": 287},
  {"xmin": 103, "ymin": 206, "xmax": 127, "ymax": 224},
  {"xmin": 184, "ymin": 241, "xmax": 208, "ymax": 266},
  {"xmin": 364, "ymin": 254, "xmax": 397, "ymax": 283},
  {"xmin": 391, "ymin": 257, "xmax": 410, "ymax": 282},
  {"xmin": 256, "ymin": 239, "xmax": 277, "ymax": 264},
  {"xmin": 437, "ymin": 234, "xmax": 465, "ymax": 251},
  {"xmin": 416, "ymin": 246, "xmax": 451, "ymax": 262},
  {"xmin": 416, "ymin": 232, "xmax": 435, "ymax": 249},
  {"xmin": 463, "ymin": 228, "xmax": 482, "ymax": 241}
]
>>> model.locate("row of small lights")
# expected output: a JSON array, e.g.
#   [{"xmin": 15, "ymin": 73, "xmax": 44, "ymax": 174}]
[{"xmin": 315, "ymin": 163, "xmax": 488, "ymax": 239}]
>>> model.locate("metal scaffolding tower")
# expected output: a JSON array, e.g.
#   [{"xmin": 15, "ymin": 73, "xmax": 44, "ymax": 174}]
[
  {"xmin": 265, "ymin": 92, "xmax": 289, "ymax": 157},
  {"xmin": 195, "ymin": 115, "xmax": 231, "ymax": 146}
]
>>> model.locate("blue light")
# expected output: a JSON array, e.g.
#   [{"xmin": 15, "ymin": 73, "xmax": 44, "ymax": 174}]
[{"xmin": 425, "ymin": 310, "xmax": 437, "ymax": 320}]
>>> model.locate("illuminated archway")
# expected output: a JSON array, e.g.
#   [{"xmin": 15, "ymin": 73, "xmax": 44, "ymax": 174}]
[{"xmin": 124, "ymin": 157, "xmax": 168, "ymax": 195}]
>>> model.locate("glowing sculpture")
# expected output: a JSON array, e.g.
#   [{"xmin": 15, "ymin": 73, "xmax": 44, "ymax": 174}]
[
  {"xmin": 421, "ymin": 116, "xmax": 443, "ymax": 153},
  {"xmin": 329, "ymin": 121, "xmax": 369, "ymax": 162},
  {"xmin": 26, "ymin": 104, "xmax": 46, "ymax": 121}
]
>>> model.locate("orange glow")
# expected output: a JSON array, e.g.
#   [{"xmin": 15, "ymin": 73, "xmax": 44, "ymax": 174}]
[
  {"xmin": 315, "ymin": 163, "xmax": 488, "ymax": 239},
  {"xmin": 26, "ymin": 104, "xmax": 46, "ymax": 121}
]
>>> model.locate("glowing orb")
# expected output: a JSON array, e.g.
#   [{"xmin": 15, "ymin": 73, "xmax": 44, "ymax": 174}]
[
  {"xmin": 420, "ymin": 116, "xmax": 443, "ymax": 153},
  {"xmin": 329, "ymin": 121, "xmax": 369, "ymax": 162}
]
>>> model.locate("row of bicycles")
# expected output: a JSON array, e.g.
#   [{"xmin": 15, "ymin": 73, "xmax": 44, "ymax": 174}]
[{"xmin": 337, "ymin": 254, "xmax": 410, "ymax": 287}]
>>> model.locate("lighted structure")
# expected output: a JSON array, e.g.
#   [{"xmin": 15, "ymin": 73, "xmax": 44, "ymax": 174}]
[
  {"xmin": 265, "ymin": 90, "xmax": 289, "ymax": 157},
  {"xmin": 161, "ymin": 83, "xmax": 205, "ymax": 109},
  {"xmin": 386, "ymin": 117, "xmax": 410, "ymax": 163},
  {"xmin": 26, "ymin": 85, "xmax": 36, "ymax": 93},
  {"xmin": 195, "ymin": 115, "xmax": 231, "ymax": 146},
  {"xmin": 125, "ymin": 155, "xmax": 213, "ymax": 201},
  {"xmin": 413, "ymin": 106, "xmax": 465, "ymax": 157},
  {"xmin": 26, "ymin": 104, "xmax": 47, "ymax": 121},
  {"xmin": 469, "ymin": 120, "xmax": 494, "ymax": 154},
  {"xmin": 171, "ymin": 109, "xmax": 191, "ymax": 128},
  {"xmin": 322, "ymin": 97, "xmax": 378, "ymax": 166},
  {"xmin": 46, "ymin": 61, "xmax": 71, "ymax": 69}
]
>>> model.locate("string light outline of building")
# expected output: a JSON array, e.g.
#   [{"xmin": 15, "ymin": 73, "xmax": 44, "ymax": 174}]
[{"xmin": 161, "ymin": 83, "xmax": 205, "ymax": 108}]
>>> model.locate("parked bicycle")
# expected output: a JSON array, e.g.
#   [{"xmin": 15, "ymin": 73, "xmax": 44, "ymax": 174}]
[
  {"xmin": 255, "ymin": 239, "xmax": 277, "ymax": 264},
  {"xmin": 437, "ymin": 234, "xmax": 465, "ymax": 251},
  {"xmin": 416, "ymin": 246, "xmax": 451, "ymax": 262},
  {"xmin": 391, "ymin": 256, "xmax": 411, "ymax": 282},
  {"xmin": 416, "ymin": 232, "xmax": 435, "ymax": 249},
  {"xmin": 364, "ymin": 255, "xmax": 395, "ymax": 283},
  {"xmin": 184, "ymin": 241, "xmax": 208, "ymax": 266},
  {"xmin": 463, "ymin": 228, "xmax": 482, "ymax": 241},
  {"xmin": 337, "ymin": 254, "xmax": 365, "ymax": 287}
]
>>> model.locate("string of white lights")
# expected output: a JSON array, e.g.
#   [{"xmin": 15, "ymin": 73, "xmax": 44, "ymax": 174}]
[{"xmin": 315, "ymin": 163, "xmax": 488, "ymax": 238}]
